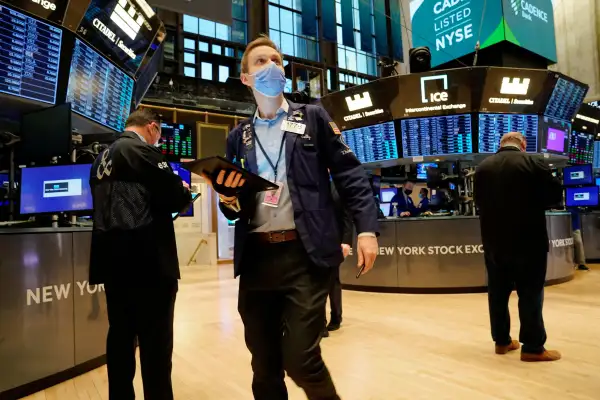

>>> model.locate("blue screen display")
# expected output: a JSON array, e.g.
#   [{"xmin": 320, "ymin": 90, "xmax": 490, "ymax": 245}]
[
  {"xmin": 565, "ymin": 186, "xmax": 599, "ymax": 207},
  {"xmin": 594, "ymin": 142, "xmax": 600, "ymax": 170},
  {"xmin": 380, "ymin": 188, "xmax": 397, "ymax": 202},
  {"xmin": 596, "ymin": 177, "xmax": 600, "ymax": 187},
  {"xmin": 20, "ymin": 164, "xmax": 92, "ymax": 214},
  {"xmin": 341, "ymin": 122, "xmax": 398, "ymax": 164},
  {"xmin": 417, "ymin": 163, "xmax": 438, "ymax": 180},
  {"xmin": 478, "ymin": 113, "xmax": 539, "ymax": 153},
  {"xmin": 563, "ymin": 165, "xmax": 593, "ymax": 186},
  {"xmin": 379, "ymin": 202, "xmax": 391, "ymax": 216},
  {"xmin": 544, "ymin": 78, "xmax": 588, "ymax": 122},
  {"xmin": 0, "ymin": 173, "xmax": 7, "ymax": 186},
  {"xmin": 401, "ymin": 114, "xmax": 473, "ymax": 157},
  {"xmin": 170, "ymin": 162, "xmax": 193, "ymax": 217},
  {"xmin": 172, "ymin": 193, "xmax": 199, "ymax": 219}
]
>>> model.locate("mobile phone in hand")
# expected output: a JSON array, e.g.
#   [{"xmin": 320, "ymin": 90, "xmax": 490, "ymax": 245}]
[{"xmin": 356, "ymin": 264, "xmax": 366, "ymax": 279}]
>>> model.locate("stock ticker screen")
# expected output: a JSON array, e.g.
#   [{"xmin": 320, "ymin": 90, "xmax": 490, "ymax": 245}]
[
  {"xmin": 478, "ymin": 113, "xmax": 538, "ymax": 153},
  {"xmin": 66, "ymin": 39, "xmax": 134, "ymax": 132},
  {"xmin": 159, "ymin": 123, "xmax": 195, "ymax": 161},
  {"xmin": 401, "ymin": 114, "xmax": 473, "ymax": 158},
  {"xmin": 0, "ymin": 5, "xmax": 62, "ymax": 104},
  {"xmin": 544, "ymin": 77, "xmax": 588, "ymax": 122},
  {"xmin": 341, "ymin": 122, "xmax": 398, "ymax": 164},
  {"xmin": 569, "ymin": 130, "xmax": 594, "ymax": 165},
  {"xmin": 594, "ymin": 142, "xmax": 600, "ymax": 170}
]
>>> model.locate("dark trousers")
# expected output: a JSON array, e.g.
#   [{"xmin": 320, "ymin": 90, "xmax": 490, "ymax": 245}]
[
  {"xmin": 327, "ymin": 265, "xmax": 342, "ymax": 324},
  {"xmin": 104, "ymin": 278, "xmax": 178, "ymax": 400},
  {"xmin": 485, "ymin": 251, "xmax": 547, "ymax": 354},
  {"xmin": 238, "ymin": 239, "xmax": 340, "ymax": 400}
]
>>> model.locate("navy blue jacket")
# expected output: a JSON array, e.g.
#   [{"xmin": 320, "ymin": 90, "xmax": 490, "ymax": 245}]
[
  {"xmin": 219, "ymin": 102, "xmax": 379, "ymax": 277},
  {"xmin": 389, "ymin": 191, "xmax": 418, "ymax": 216}
]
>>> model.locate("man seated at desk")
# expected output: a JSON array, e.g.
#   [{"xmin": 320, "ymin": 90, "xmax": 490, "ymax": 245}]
[{"xmin": 389, "ymin": 180, "xmax": 418, "ymax": 217}]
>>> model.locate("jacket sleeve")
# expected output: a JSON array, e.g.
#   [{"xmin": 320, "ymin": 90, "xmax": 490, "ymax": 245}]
[
  {"xmin": 315, "ymin": 106, "xmax": 379, "ymax": 236},
  {"xmin": 534, "ymin": 158, "xmax": 563, "ymax": 209},
  {"xmin": 331, "ymin": 182, "xmax": 355, "ymax": 245},
  {"xmin": 122, "ymin": 143, "xmax": 191, "ymax": 213},
  {"xmin": 217, "ymin": 127, "xmax": 256, "ymax": 221}
]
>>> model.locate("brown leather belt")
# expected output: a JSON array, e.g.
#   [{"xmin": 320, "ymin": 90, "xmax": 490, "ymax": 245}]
[{"xmin": 252, "ymin": 230, "xmax": 298, "ymax": 244}]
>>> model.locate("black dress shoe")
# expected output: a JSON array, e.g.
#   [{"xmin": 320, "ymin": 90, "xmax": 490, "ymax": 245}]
[
  {"xmin": 327, "ymin": 322, "xmax": 341, "ymax": 331},
  {"xmin": 322, "ymin": 328, "xmax": 330, "ymax": 338},
  {"xmin": 577, "ymin": 264, "xmax": 590, "ymax": 271}
]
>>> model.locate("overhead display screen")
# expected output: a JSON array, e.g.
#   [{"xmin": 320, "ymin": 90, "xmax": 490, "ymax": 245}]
[
  {"xmin": 594, "ymin": 142, "xmax": 600, "ymax": 170},
  {"xmin": 1, "ymin": 0, "xmax": 69, "ymax": 25},
  {"xmin": 0, "ymin": 4, "xmax": 62, "ymax": 104},
  {"xmin": 544, "ymin": 77, "xmax": 588, "ymax": 122},
  {"xmin": 480, "ymin": 68, "xmax": 549, "ymax": 114},
  {"xmin": 502, "ymin": 0, "xmax": 557, "ymax": 62},
  {"xmin": 395, "ymin": 69, "xmax": 476, "ymax": 118},
  {"xmin": 76, "ymin": 0, "xmax": 165, "ymax": 76},
  {"xmin": 409, "ymin": 0, "xmax": 504, "ymax": 67},
  {"xmin": 569, "ymin": 130, "xmax": 594, "ymax": 165},
  {"xmin": 540, "ymin": 117, "xmax": 570, "ymax": 157},
  {"xmin": 66, "ymin": 38, "xmax": 134, "ymax": 132},
  {"xmin": 159, "ymin": 123, "xmax": 195, "ymax": 161},
  {"xmin": 478, "ymin": 113, "xmax": 538, "ymax": 153},
  {"xmin": 401, "ymin": 114, "xmax": 473, "ymax": 158},
  {"xmin": 341, "ymin": 122, "xmax": 398, "ymax": 164}
]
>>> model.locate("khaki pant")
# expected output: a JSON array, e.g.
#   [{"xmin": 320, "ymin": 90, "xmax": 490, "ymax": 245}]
[{"xmin": 573, "ymin": 229, "xmax": 586, "ymax": 266}]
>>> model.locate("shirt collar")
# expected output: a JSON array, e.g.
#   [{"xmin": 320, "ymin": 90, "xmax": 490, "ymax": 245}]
[
  {"xmin": 131, "ymin": 131, "xmax": 147, "ymax": 143},
  {"xmin": 253, "ymin": 99, "xmax": 289, "ymax": 123}
]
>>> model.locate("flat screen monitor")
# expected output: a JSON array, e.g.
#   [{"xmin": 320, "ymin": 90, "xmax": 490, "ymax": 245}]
[
  {"xmin": 540, "ymin": 117, "xmax": 570, "ymax": 156},
  {"xmin": 478, "ymin": 113, "xmax": 538, "ymax": 153},
  {"xmin": 594, "ymin": 142, "xmax": 600, "ymax": 170},
  {"xmin": 159, "ymin": 123, "xmax": 195, "ymax": 161},
  {"xmin": 401, "ymin": 114, "xmax": 473, "ymax": 158},
  {"xmin": 565, "ymin": 186, "xmax": 599, "ymax": 208},
  {"xmin": 380, "ymin": 188, "xmax": 397, "ymax": 203},
  {"xmin": 171, "ymin": 192, "xmax": 198, "ymax": 219},
  {"xmin": 564, "ymin": 165, "xmax": 593, "ymax": 186},
  {"xmin": 76, "ymin": 0, "xmax": 165, "ymax": 76},
  {"xmin": 170, "ymin": 162, "xmax": 192, "ymax": 216},
  {"xmin": 19, "ymin": 103, "xmax": 72, "ymax": 163},
  {"xmin": 569, "ymin": 130, "xmax": 594, "ymax": 165},
  {"xmin": 379, "ymin": 202, "xmax": 390, "ymax": 216},
  {"xmin": 544, "ymin": 77, "xmax": 588, "ymax": 122},
  {"xmin": 416, "ymin": 163, "xmax": 438, "ymax": 180},
  {"xmin": 341, "ymin": 121, "xmax": 398, "ymax": 164},
  {"xmin": 20, "ymin": 164, "xmax": 93, "ymax": 214},
  {"xmin": 66, "ymin": 38, "xmax": 134, "ymax": 132},
  {"xmin": 596, "ymin": 177, "xmax": 600, "ymax": 187},
  {"xmin": 0, "ymin": 4, "xmax": 62, "ymax": 104}
]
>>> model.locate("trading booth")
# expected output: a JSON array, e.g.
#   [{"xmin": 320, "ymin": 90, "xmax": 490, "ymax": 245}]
[
  {"xmin": 319, "ymin": 67, "xmax": 589, "ymax": 293},
  {"xmin": 0, "ymin": 0, "xmax": 169, "ymax": 397}
]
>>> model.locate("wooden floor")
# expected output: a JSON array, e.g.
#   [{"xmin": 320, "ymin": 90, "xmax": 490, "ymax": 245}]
[{"xmin": 22, "ymin": 265, "xmax": 600, "ymax": 400}]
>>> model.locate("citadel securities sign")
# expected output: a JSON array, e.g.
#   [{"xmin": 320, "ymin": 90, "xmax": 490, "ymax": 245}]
[
  {"xmin": 410, "ymin": 0, "xmax": 505, "ymax": 67},
  {"xmin": 502, "ymin": 0, "xmax": 556, "ymax": 62}
]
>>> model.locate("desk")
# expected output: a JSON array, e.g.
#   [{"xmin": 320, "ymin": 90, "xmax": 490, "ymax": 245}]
[
  {"xmin": 0, "ymin": 228, "xmax": 107, "ymax": 399},
  {"xmin": 341, "ymin": 213, "xmax": 575, "ymax": 293}
]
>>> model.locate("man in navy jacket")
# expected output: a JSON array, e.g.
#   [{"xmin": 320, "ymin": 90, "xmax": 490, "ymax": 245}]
[{"xmin": 205, "ymin": 36, "xmax": 379, "ymax": 400}]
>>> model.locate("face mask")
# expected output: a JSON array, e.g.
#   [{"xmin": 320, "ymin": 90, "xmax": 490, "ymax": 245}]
[
  {"xmin": 404, "ymin": 189, "xmax": 413, "ymax": 195},
  {"xmin": 251, "ymin": 62, "xmax": 286, "ymax": 97},
  {"xmin": 419, "ymin": 194, "xmax": 423, "ymax": 199}
]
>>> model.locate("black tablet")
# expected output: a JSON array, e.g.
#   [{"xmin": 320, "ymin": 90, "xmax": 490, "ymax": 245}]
[
  {"xmin": 172, "ymin": 193, "xmax": 201, "ymax": 221},
  {"xmin": 182, "ymin": 156, "xmax": 278, "ymax": 193}
]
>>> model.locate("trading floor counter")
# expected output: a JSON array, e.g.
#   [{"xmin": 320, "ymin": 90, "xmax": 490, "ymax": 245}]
[
  {"xmin": 341, "ymin": 213, "xmax": 575, "ymax": 293},
  {"xmin": 0, "ymin": 228, "xmax": 107, "ymax": 399}
]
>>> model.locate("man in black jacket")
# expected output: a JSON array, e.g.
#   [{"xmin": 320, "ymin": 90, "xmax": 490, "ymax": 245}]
[
  {"xmin": 89, "ymin": 109, "xmax": 192, "ymax": 399},
  {"xmin": 323, "ymin": 181, "xmax": 354, "ymax": 336},
  {"xmin": 474, "ymin": 132, "xmax": 563, "ymax": 362}
]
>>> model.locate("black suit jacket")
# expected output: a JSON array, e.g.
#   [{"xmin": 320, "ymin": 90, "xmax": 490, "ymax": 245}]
[
  {"xmin": 474, "ymin": 147, "xmax": 562, "ymax": 257},
  {"xmin": 330, "ymin": 181, "xmax": 353, "ymax": 245}
]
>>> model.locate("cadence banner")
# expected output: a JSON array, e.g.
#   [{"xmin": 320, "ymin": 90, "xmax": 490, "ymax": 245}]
[
  {"xmin": 502, "ymin": 0, "xmax": 556, "ymax": 62},
  {"xmin": 410, "ymin": 0, "xmax": 505, "ymax": 67}
]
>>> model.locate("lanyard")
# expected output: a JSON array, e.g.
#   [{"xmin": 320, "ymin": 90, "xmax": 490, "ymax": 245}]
[{"xmin": 254, "ymin": 129, "xmax": 287, "ymax": 182}]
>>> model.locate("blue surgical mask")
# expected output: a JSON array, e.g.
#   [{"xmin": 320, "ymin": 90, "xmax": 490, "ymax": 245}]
[{"xmin": 251, "ymin": 62, "xmax": 286, "ymax": 97}]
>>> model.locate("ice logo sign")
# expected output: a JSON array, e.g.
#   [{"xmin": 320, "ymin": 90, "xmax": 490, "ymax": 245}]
[
  {"xmin": 420, "ymin": 75, "xmax": 448, "ymax": 103},
  {"xmin": 345, "ymin": 92, "xmax": 373, "ymax": 112},
  {"xmin": 110, "ymin": 0, "xmax": 145, "ymax": 40},
  {"xmin": 500, "ymin": 77, "xmax": 530, "ymax": 95}
]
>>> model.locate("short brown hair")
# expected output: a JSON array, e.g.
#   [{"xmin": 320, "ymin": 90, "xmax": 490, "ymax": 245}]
[
  {"xmin": 500, "ymin": 132, "xmax": 526, "ymax": 148},
  {"xmin": 241, "ymin": 35, "xmax": 282, "ymax": 74},
  {"xmin": 125, "ymin": 108, "xmax": 160, "ymax": 128}
]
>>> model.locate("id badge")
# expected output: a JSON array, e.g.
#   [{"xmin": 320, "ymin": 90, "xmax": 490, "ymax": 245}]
[{"xmin": 262, "ymin": 182, "xmax": 284, "ymax": 207}]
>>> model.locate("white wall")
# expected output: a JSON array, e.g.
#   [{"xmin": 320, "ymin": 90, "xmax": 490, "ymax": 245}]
[{"xmin": 551, "ymin": 0, "xmax": 600, "ymax": 100}]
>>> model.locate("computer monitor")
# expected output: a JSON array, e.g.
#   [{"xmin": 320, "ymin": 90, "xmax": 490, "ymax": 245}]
[
  {"xmin": 380, "ymin": 188, "xmax": 397, "ymax": 202},
  {"xmin": 540, "ymin": 117, "xmax": 570, "ymax": 157},
  {"xmin": 20, "ymin": 164, "xmax": 93, "ymax": 215},
  {"xmin": 159, "ymin": 123, "xmax": 195, "ymax": 161},
  {"xmin": 596, "ymin": 177, "xmax": 600, "ymax": 187},
  {"xmin": 379, "ymin": 203, "xmax": 391, "ymax": 216},
  {"xmin": 19, "ymin": 103, "xmax": 72, "ymax": 164},
  {"xmin": 341, "ymin": 122, "xmax": 399, "ymax": 163},
  {"xmin": 416, "ymin": 163, "xmax": 438, "ymax": 180},
  {"xmin": 563, "ymin": 165, "xmax": 593, "ymax": 186},
  {"xmin": 169, "ymin": 162, "xmax": 193, "ymax": 217},
  {"xmin": 565, "ymin": 186, "xmax": 599, "ymax": 207}
]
